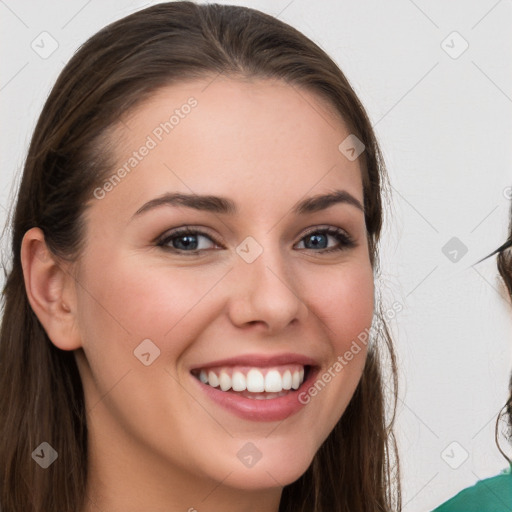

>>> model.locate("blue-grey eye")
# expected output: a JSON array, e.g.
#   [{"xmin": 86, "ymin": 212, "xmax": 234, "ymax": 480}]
[
  {"xmin": 303, "ymin": 233, "xmax": 328, "ymax": 249},
  {"xmin": 296, "ymin": 228, "xmax": 354, "ymax": 252},
  {"xmin": 159, "ymin": 230, "xmax": 218, "ymax": 252}
]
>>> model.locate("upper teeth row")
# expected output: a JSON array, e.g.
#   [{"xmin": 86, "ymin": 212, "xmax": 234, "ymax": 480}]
[{"xmin": 198, "ymin": 367, "xmax": 305, "ymax": 393}]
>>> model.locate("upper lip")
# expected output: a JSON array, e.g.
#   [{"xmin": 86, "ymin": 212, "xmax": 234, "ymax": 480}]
[{"xmin": 190, "ymin": 353, "xmax": 319, "ymax": 371}]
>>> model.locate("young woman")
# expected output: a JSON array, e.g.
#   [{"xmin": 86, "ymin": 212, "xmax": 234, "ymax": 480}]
[
  {"xmin": 0, "ymin": 3, "xmax": 400, "ymax": 511},
  {"xmin": 433, "ymin": 223, "xmax": 512, "ymax": 511}
]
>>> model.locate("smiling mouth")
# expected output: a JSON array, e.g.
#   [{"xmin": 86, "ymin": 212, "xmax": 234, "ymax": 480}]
[{"xmin": 191, "ymin": 364, "xmax": 310, "ymax": 400}]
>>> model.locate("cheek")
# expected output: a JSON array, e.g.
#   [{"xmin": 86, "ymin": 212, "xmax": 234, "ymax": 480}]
[
  {"xmin": 306, "ymin": 261, "xmax": 375, "ymax": 352},
  {"xmin": 297, "ymin": 261, "xmax": 374, "ymax": 423},
  {"xmin": 75, "ymin": 252, "xmax": 229, "ymax": 365}
]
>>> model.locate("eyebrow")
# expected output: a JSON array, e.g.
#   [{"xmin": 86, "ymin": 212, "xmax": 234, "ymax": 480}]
[{"xmin": 133, "ymin": 189, "xmax": 364, "ymax": 218}]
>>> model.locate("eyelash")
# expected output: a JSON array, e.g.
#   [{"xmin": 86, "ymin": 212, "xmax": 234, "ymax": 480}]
[{"xmin": 156, "ymin": 226, "xmax": 356, "ymax": 254}]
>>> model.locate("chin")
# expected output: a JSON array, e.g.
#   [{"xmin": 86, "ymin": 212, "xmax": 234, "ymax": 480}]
[
  {"xmin": 214, "ymin": 438, "xmax": 318, "ymax": 491},
  {"xmin": 223, "ymin": 463, "xmax": 312, "ymax": 491}
]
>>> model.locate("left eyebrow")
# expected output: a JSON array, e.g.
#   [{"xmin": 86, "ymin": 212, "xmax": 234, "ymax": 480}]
[
  {"xmin": 293, "ymin": 190, "xmax": 364, "ymax": 214},
  {"xmin": 132, "ymin": 189, "xmax": 364, "ymax": 219}
]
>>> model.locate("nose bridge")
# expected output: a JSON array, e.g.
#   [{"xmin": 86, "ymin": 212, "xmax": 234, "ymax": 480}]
[{"xmin": 228, "ymin": 233, "xmax": 308, "ymax": 331}]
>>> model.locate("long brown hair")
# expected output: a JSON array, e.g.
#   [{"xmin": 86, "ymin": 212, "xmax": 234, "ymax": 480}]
[{"xmin": 0, "ymin": 3, "xmax": 400, "ymax": 511}]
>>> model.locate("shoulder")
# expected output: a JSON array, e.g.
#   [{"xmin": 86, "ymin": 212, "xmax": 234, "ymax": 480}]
[{"xmin": 432, "ymin": 468, "xmax": 512, "ymax": 512}]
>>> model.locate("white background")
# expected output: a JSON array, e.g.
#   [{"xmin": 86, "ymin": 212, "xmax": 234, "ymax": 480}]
[{"xmin": 1, "ymin": 1, "xmax": 512, "ymax": 510}]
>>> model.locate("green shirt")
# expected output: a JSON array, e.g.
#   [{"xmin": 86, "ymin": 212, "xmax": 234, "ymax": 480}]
[{"xmin": 433, "ymin": 467, "xmax": 512, "ymax": 512}]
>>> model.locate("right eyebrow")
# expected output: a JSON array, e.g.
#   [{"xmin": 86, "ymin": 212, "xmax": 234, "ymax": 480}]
[{"xmin": 132, "ymin": 193, "xmax": 237, "ymax": 218}]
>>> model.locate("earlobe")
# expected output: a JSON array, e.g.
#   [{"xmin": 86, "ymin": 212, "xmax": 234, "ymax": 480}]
[{"xmin": 20, "ymin": 227, "xmax": 82, "ymax": 351}]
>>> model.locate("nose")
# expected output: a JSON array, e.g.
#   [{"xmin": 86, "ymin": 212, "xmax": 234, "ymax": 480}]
[{"xmin": 227, "ymin": 244, "xmax": 309, "ymax": 333}]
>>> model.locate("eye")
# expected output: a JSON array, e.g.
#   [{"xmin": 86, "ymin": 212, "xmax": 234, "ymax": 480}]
[
  {"xmin": 295, "ymin": 227, "xmax": 355, "ymax": 253},
  {"xmin": 157, "ymin": 227, "xmax": 222, "ymax": 253}
]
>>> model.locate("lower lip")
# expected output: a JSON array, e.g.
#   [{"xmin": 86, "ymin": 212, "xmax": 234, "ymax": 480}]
[{"xmin": 191, "ymin": 368, "xmax": 319, "ymax": 422}]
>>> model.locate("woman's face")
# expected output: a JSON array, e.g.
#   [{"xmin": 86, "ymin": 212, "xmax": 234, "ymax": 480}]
[{"xmin": 72, "ymin": 77, "xmax": 374, "ymax": 496}]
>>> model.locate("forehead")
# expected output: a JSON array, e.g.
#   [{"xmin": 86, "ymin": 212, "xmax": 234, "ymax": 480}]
[{"xmin": 92, "ymin": 77, "xmax": 364, "ymax": 218}]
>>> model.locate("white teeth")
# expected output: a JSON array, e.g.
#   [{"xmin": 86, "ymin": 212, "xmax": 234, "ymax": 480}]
[
  {"xmin": 208, "ymin": 371, "xmax": 219, "ymax": 388},
  {"xmin": 282, "ymin": 370, "xmax": 292, "ymax": 390},
  {"xmin": 246, "ymin": 369, "xmax": 265, "ymax": 392},
  {"xmin": 231, "ymin": 371, "xmax": 246, "ymax": 392},
  {"xmin": 196, "ymin": 365, "xmax": 307, "ymax": 394},
  {"xmin": 264, "ymin": 370, "xmax": 283, "ymax": 392},
  {"xmin": 219, "ymin": 370, "xmax": 231, "ymax": 392},
  {"xmin": 291, "ymin": 371, "xmax": 300, "ymax": 390}
]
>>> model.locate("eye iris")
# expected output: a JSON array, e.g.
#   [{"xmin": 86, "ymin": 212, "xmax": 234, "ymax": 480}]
[
  {"xmin": 174, "ymin": 234, "xmax": 198, "ymax": 250},
  {"xmin": 306, "ymin": 233, "xmax": 327, "ymax": 249}
]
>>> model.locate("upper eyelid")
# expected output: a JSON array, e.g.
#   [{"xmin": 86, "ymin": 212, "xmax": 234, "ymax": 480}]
[{"xmin": 300, "ymin": 225, "xmax": 351, "ymax": 237}]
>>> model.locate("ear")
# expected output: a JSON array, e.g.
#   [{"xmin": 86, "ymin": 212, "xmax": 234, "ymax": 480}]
[{"xmin": 20, "ymin": 227, "xmax": 82, "ymax": 351}]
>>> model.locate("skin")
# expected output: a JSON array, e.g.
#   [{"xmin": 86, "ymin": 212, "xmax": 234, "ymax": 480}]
[{"xmin": 21, "ymin": 77, "xmax": 374, "ymax": 512}]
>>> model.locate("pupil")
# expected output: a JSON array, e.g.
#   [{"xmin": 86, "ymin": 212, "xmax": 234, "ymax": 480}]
[
  {"xmin": 175, "ymin": 235, "xmax": 198, "ymax": 250},
  {"xmin": 307, "ymin": 233, "xmax": 327, "ymax": 249}
]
